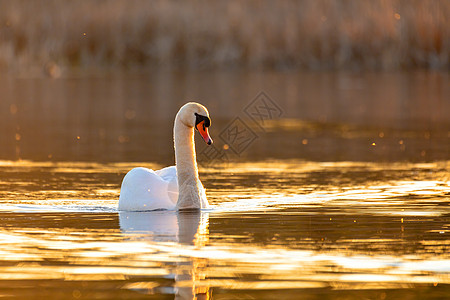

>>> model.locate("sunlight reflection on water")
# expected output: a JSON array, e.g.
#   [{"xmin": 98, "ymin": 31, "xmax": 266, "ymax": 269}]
[{"xmin": 0, "ymin": 160, "xmax": 448, "ymax": 298}]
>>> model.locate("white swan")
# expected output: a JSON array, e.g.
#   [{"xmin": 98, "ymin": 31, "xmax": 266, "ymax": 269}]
[{"xmin": 118, "ymin": 102, "xmax": 213, "ymax": 211}]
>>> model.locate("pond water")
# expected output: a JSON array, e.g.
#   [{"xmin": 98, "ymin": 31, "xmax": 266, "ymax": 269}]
[
  {"xmin": 0, "ymin": 160, "xmax": 448, "ymax": 299},
  {"xmin": 0, "ymin": 70, "xmax": 448, "ymax": 299}
]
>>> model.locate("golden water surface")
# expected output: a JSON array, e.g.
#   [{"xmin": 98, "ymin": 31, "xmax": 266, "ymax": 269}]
[
  {"xmin": 0, "ymin": 70, "xmax": 448, "ymax": 298},
  {"xmin": 0, "ymin": 160, "xmax": 448, "ymax": 299}
]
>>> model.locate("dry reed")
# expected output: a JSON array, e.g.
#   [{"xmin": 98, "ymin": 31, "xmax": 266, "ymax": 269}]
[{"xmin": 0, "ymin": 0, "xmax": 448, "ymax": 73}]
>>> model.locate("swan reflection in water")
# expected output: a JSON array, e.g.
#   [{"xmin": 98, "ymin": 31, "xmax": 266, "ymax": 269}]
[{"xmin": 119, "ymin": 210, "xmax": 210, "ymax": 299}]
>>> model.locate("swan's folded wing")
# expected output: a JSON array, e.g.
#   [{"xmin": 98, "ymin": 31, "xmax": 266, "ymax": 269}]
[
  {"xmin": 155, "ymin": 166, "xmax": 177, "ymax": 181},
  {"xmin": 155, "ymin": 166, "xmax": 178, "ymax": 205},
  {"xmin": 119, "ymin": 167, "xmax": 174, "ymax": 211}
]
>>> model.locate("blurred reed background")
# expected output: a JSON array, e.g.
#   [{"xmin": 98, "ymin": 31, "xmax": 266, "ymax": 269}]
[
  {"xmin": 0, "ymin": 0, "xmax": 448, "ymax": 74},
  {"xmin": 0, "ymin": 0, "xmax": 448, "ymax": 163}
]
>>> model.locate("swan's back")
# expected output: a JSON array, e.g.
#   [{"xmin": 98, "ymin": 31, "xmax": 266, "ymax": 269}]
[{"xmin": 118, "ymin": 167, "xmax": 178, "ymax": 211}]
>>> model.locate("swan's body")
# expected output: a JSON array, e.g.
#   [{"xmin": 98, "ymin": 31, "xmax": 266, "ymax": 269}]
[{"xmin": 118, "ymin": 103, "xmax": 212, "ymax": 211}]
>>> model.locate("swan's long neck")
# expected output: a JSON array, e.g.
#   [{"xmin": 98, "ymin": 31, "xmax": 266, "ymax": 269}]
[{"xmin": 174, "ymin": 116, "xmax": 201, "ymax": 209}]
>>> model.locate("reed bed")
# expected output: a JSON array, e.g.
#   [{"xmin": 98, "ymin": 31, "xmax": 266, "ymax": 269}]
[{"xmin": 0, "ymin": 0, "xmax": 448, "ymax": 73}]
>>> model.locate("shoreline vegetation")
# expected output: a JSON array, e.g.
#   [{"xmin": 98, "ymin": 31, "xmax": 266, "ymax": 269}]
[{"xmin": 0, "ymin": 0, "xmax": 448, "ymax": 75}]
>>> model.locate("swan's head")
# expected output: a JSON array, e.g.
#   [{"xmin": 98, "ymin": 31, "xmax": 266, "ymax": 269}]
[{"xmin": 177, "ymin": 102, "xmax": 213, "ymax": 145}]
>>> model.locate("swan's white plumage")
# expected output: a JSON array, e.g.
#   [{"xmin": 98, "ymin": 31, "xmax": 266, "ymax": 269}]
[
  {"xmin": 118, "ymin": 102, "xmax": 211, "ymax": 211},
  {"xmin": 118, "ymin": 165, "xmax": 208, "ymax": 211},
  {"xmin": 118, "ymin": 166, "xmax": 177, "ymax": 211}
]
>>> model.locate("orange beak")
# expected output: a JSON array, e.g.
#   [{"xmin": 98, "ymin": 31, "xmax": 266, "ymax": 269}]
[{"xmin": 196, "ymin": 121, "xmax": 213, "ymax": 145}]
